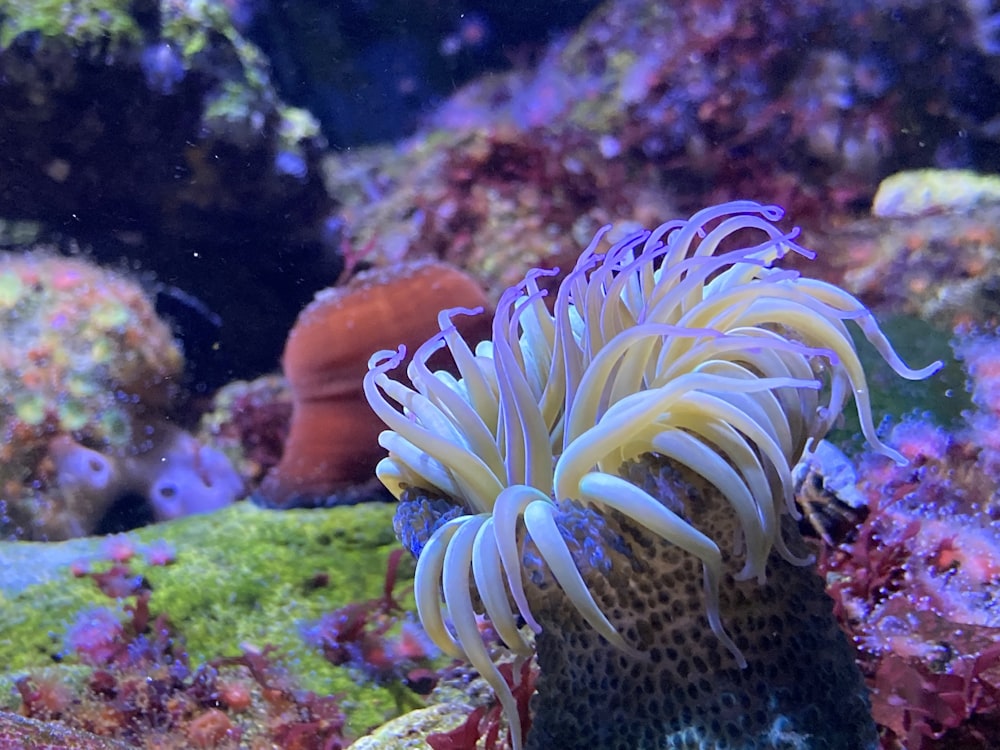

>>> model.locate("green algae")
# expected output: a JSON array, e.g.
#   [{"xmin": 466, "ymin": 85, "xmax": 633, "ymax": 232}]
[
  {"xmin": 159, "ymin": 0, "xmax": 234, "ymax": 59},
  {"xmin": 0, "ymin": 502, "xmax": 421, "ymax": 737},
  {"xmin": 57, "ymin": 399, "xmax": 91, "ymax": 431},
  {"xmin": 0, "ymin": 0, "xmax": 141, "ymax": 50},
  {"xmin": 828, "ymin": 315, "xmax": 970, "ymax": 447},
  {"xmin": 0, "ymin": 0, "xmax": 278, "ymax": 99},
  {"xmin": 13, "ymin": 392, "xmax": 47, "ymax": 426}
]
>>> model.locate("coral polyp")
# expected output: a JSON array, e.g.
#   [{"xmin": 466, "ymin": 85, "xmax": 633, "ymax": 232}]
[{"xmin": 365, "ymin": 201, "xmax": 942, "ymax": 748}]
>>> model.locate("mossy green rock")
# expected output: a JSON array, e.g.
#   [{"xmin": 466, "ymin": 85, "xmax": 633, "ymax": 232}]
[{"xmin": 0, "ymin": 502, "xmax": 418, "ymax": 738}]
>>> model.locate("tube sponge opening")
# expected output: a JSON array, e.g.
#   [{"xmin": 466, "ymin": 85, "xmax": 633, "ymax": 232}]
[
  {"xmin": 50, "ymin": 436, "xmax": 116, "ymax": 493},
  {"xmin": 143, "ymin": 432, "xmax": 245, "ymax": 521}
]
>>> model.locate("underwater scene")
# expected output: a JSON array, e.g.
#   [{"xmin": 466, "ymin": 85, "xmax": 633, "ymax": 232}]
[{"xmin": 2, "ymin": 0, "xmax": 1000, "ymax": 748}]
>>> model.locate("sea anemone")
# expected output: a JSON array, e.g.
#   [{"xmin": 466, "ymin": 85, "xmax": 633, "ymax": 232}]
[
  {"xmin": 364, "ymin": 201, "xmax": 941, "ymax": 748},
  {"xmin": 259, "ymin": 259, "xmax": 491, "ymax": 508}
]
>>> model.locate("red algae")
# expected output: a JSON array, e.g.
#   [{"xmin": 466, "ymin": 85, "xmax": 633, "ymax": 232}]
[
  {"xmin": 427, "ymin": 659, "xmax": 538, "ymax": 750},
  {"xmin": 821, "ymin": 418, "xmax": 1000, "ymax": 748},
  {"xmin": 11, "ymin": 540, "xmax": 352, "ymax": 750},
  {"xmin": 196, "ymin": 375, "xmax": 293, "ymax": 493},
  {"xmin": 303, "ymin": 549, "xmax": 441, "ymax": 690},
  {"xmin": 799, "ymin": 327, "xmax": 1000, "ymax": 749}
]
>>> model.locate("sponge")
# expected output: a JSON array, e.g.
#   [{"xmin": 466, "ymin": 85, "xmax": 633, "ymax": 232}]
[{"xmin": 141, "ymin": 431, "xmax": 246, "ymax": 521}]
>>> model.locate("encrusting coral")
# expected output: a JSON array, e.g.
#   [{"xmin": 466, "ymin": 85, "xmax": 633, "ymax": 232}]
[
  {"xmin": 0, "ymin": 251, "xmax": 244, "ymax": 540},
  {"xmin": 364, "ymin": 201, "xmax": 943, "ymax": 749}
]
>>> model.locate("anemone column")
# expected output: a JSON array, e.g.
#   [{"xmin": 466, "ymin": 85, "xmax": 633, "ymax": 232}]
[{"xmin": 522, "ymin": 459, "xmax": 877, "ymax": 750}]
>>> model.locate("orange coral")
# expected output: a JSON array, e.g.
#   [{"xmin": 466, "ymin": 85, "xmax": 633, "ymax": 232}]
[{"xmin": 259, "ymin": 260, "xmax": 491, "ymax": 507}]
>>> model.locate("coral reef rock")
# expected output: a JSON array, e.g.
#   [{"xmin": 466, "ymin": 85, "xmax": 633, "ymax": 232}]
[
  {"xmin": 0, "ymin": 251, "xmax": 246, "ymax": 541},
  {"xmin": 0, "ymin": 0, "xmax": 339, "ymax": 385}
]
